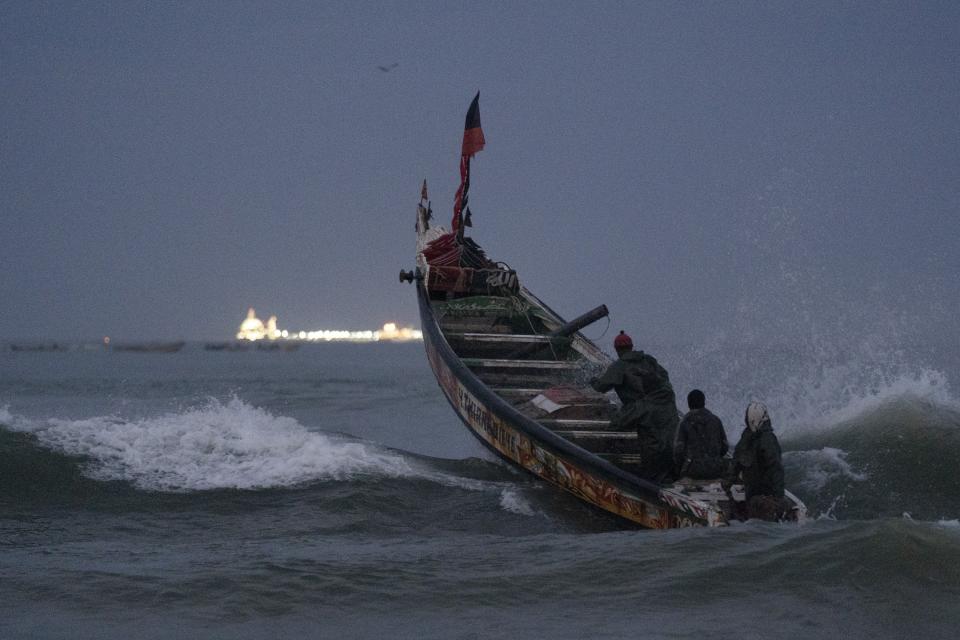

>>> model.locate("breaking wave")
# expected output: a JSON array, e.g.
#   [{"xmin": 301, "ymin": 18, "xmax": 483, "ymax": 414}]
[
  {"xmin": 0, "ymin": 399, "xmax": 457, "ymax": 493},
  {"xmin": 782, "ymin": 395, "xmax": 960, "ymax": 522},
  {"xmin": 788, "ymin": 446, "xmax": 869, "ymax": 492},
  {"xmin": 0, "ymin": 399, "xmax": 553, "ymax": 528},
  {"xmin": 1, "ymin": 398, "xmax": 415, "ymax": 491},
  {"xmin": 766, "ymin": 365, "xmax": 955, "ymax": 436}
]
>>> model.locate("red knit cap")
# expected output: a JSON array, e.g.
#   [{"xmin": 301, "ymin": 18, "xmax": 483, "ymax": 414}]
[{"xmin": 613, "ymin": 330, "xmax": 633, "ymax": 350}]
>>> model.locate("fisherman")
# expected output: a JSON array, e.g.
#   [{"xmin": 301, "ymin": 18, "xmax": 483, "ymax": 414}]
[
  {"xmin": 673, "ymin": 389, "xmax": 729, "ymax": 480},
  {"xmin": 724, "ymin": 401, "xmax": 789, "ymax": 521},
  {"xmin": 590, "ymin": 330, "xmax": 679, "ymax": 482}
]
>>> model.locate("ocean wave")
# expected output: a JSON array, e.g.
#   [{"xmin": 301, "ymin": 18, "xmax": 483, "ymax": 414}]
[
  {"xmin": 787, "ymin": 447, "xmax": 869, "ymax": 492},
  {"xmin": 715, "ymin": 367, "xmax": 958, "ymax": 441},
  {"xmin": 781, "ymin": 396, "xmax": 960, "ymax": 521},
  {"xmin": 0, "ymin": 399, "xmax": 530, "ymax": 504},
  {"xmin": 777, "ymin": 367, "xmax": 957, "ymax": 435},
  {"xmin": 668, "ymin": 330, "xmax": 959, "ymax": 441},
  {"xmin": 1, "ymin": 399, "xmax": 434, "ymax": 492}
]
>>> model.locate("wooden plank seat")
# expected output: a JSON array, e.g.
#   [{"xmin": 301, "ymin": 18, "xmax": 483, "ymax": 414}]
[
  {"xmin": 439, "ymin": 318, "xmax": 519, "ymax": 334},
  {"xmin": 471, "ymin": 367, "xmax": 579, "ymax": 388},
  {"xmin": 473, "ymin": 371, "xmax": 566, "ymax": 388},
  {"xmin": 488, "ymin": 388, "xmax": 541, "ymax": 407},
  {"xmin": 537, "ymin": 418, "xmax": 613, "ymax": 430},
  {"xmin": 598, "ymin": 453, "xmax": 644, "ymax": 465},
  {"xmin": 446, "ymin": 332, "xmax": 572, "ymax": 359},
  {"xmin": 491, "ymin": 387, "xmax": 545, "ymax": 398},
  {"xmin": 553, "ymin": 430, "xmax": 637, "ymax": 439},
  {"xmin": 492, "ymin": 387, "xmax": 609, "ymax": 400},
  {"xmin": 552, "ymin": 429, "xmax": 639, "ymax": 455},
  {"xmin": 465, "ymin": 359, "xmax": 584, "ymax": 387},
  {"xmin": 450, "ymin": 332, "xmax": 554, "ymax": 343},
  {"xmin": 462, "ymin": 358, "xmax": 582, "ymax": 370},
  {"xmin": 491, "ymin": 388, "xmax": 612, "ymax": 410}
]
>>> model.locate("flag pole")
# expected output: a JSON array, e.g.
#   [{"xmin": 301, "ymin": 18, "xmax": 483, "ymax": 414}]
[{"xmin": 452, "ymin": 92, "xmax": 485, "ymax": 237}]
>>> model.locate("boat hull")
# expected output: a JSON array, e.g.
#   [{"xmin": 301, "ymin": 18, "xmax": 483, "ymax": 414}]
[{"xmin": 416, "ymin": 281, "xmax": 722, "ymax": 529}]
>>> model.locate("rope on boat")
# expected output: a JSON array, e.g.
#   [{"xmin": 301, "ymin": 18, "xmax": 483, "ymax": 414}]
[
  {"xmin": 582, "ymin": 315, "xmax": 611, "ymax": 342},
  {"xmin": 518, "ymin": 298, "xmax": 560, "ymax": 361}
]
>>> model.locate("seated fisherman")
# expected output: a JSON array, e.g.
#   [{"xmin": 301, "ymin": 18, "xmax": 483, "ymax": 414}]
[
  {"xmin": 673, "ymin": 389, "xmax": 729, "ymax": 479},
  {"xmin": 591, "ymin": 331, "xmax": 679, "ymax": 482},
  {"xmin": 724, "ymin": 401, "xmax": 789, "ymax": 521}
]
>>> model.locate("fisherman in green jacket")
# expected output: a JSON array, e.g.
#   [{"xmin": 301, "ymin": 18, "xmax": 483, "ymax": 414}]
[
  {"xmin": 591, "ymin": 330, "xmax": 679, "ymax": 482},
  {"xmin": 724, "ymin": 401, "xmax": 789, "ymax": 521}
]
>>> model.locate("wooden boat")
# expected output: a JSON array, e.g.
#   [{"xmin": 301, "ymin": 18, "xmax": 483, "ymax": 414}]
[
  {"xmin": 112, "ymin": 341, "xmax": 185, "ymax": 353},
  {"xmin": 9, "ymin": 343, "xmax": 69, "ymax": 352},
  {"xmin": 400, "ymin": 97, "xmax": 806, "ymax": 529},
  {"xmin": 204, "ymin": 342, "xmax": 251, "ymax": 351}
]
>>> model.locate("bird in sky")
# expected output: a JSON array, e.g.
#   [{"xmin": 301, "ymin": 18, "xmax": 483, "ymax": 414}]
[{"xmin": 377, "ymin": 63, "xmax": 399, "ymax": 72}]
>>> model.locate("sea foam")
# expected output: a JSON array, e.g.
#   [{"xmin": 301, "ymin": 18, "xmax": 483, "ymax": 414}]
[
  {"xmin": 697, "ymin": 362, "xmax": 958, "ymax": 442},
  {"xmin": 774, "ymin": 366, "xmax": 956, "ymax": 434},
  {"xmin": 1, "ymin": 399, "xmax": 525, "ymax": 497},
  {"xmin": 3, "ymin": 398, "xmax": 424, "ymax": 492},
  {"xmin": 499, "ymin": 488, "xmax": 538, "ymax": 517},
  {"xmin": 786, "ymin": 446, "xmax": 869, "ymax": 491}
]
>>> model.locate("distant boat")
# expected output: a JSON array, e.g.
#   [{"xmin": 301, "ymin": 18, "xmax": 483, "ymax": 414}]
[
  {"xmin": 204, "ymin": 342, "xmax": 251, "ymax": 352},
  {"xmin": 255, "ymin": 341, "xmax": 300, "ymax": 352},
  {"xmin": 112, "ymin": 341, "xmax": 185, "ymax": 353},
  {"xmin": 9, "ymin": 343, "xmax": 69, "ymax": 352},
  {"xmin": 203, "ymin": 341, "xmax": 299, "ymax": 352}
]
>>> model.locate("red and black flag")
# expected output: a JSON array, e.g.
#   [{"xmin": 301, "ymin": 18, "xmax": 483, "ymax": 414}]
[
  {"xmin": 452, "ymin": 92, "xmax": 485, "ymax": 234},
  {"xmin": 461, "ymin": 92, "xmax": 485, "ymax": 158}
]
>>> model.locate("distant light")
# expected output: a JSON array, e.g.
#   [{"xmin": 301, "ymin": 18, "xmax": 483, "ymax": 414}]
[{"xmin": 234, "ymin": 308, "xmax": 421, "ymax": 343}]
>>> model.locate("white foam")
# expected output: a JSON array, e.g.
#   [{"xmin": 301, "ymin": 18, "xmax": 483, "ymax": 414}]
[
  {"xmin": 699, "ymin": 365, "xmax": 958, "ymax": 444},
  {"xmin": 2, "ymin": 399, "xmax": 528, "ymax": 497},
  {"xmin": 498, "ymin": 488, "xmax": 537, "ymax": 516},
  {"xmin": 780, "ymin": 367, "xmax": 957, "ymax": 432},
  {"xmin": 815, "ymin": 495, "xmax": 844, "ymax": 521},
  {"xmin": 669, "ymin": 322, "xmax": 959, "ymax": 440},
  {"xmin": 937, "ymin": 519, "xmax": 960, "ymax": 529},
  {"xmin": 787, "ymin": 447, "xmax": 868, "ymax": 492},
  {"xmin": 4, "ymin": 398, "xmax": 424, "ymax": 491}
]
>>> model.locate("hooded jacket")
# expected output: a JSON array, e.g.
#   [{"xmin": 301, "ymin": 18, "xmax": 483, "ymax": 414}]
[
  {"xmin": 731, "ymin": 422, "xmax": 784, "ymax": 500},
  {"xmin": 590, "ymin": 350, "xmax": 678, "ymax": 480},
  {"xmin": 590, "ymin": 350, "xmax": 675, "ymax": 406}
]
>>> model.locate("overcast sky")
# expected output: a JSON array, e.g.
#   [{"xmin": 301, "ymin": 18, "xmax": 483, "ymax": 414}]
[{"xmin": 2, "ymin": 1, "xmax": 958, "ymax": 345}]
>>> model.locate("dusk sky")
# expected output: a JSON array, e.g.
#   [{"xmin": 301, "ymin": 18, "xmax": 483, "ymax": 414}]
[{"xmin": 2, "ymin": 1, "xmax": 958, "ymax": 345}]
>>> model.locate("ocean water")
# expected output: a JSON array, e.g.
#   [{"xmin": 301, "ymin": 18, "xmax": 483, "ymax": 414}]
[{"xmin": 2, "ymin": 341, "xmax": 959, "ymax": 639}]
